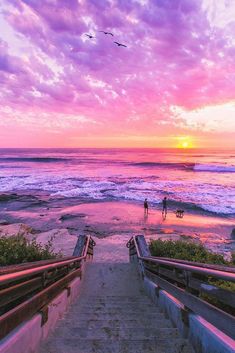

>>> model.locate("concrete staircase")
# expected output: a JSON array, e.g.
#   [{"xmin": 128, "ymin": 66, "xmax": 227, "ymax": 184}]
[{"xmin": 40, "ymin": 262, "xmax": 194, "ymax": 353}]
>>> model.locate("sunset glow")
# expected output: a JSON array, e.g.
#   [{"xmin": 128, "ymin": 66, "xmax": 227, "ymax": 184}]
[
  {"xmin": 178, "ymin": 140, "xmax": 190, "ymax": 149},
  {"xmin": 0, "ymin": 0, "xmax": 235, "ymax": 148},
  {"xmin": 176, "ymin": 136, "xmax": 193, "ymax": 149}
]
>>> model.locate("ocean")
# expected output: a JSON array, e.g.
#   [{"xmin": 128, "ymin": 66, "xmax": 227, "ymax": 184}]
[{"xmin": 0, "ymin": 148, "xmax": 234, "ymax": 216}]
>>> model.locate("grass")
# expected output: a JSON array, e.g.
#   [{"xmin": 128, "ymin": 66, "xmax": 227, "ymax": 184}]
[{"xmin": 0, "ymin": 235, "xmax": 59, "ymax": 266}]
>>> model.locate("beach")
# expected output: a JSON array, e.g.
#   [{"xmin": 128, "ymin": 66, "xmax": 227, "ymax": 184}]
[
  {"xmin": 0, "ymin": 148, "xmax": 234, "ymax": 259},
  {"xmin": 0, "ymin": 193, "xmax": 234, "ymax": 259}
]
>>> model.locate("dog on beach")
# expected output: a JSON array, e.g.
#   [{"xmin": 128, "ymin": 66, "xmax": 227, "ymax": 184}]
[{"xmin": 176, "ymin": 209, "xmax": 184, "ymax": 218}]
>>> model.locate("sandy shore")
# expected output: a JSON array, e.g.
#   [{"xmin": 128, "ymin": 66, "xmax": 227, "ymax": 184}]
[{"xmin": 0, "ymin": 192, "xmax": 234, "ymax": 258}]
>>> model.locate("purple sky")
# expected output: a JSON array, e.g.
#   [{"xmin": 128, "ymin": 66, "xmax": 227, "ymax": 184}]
[{"xmin": 0, "ymin": 0, "xmax": 235, "ymax": 148}]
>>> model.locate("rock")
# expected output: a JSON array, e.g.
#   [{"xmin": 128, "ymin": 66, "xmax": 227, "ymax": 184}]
[
  {"xmin": 59, "ymin": 213, "xmax": 86, "ymax": 221},
  {"xmin": 0, "ymin": 223, "xmax": 34, "ymax": 239},
  {"xmin": 0, "ymin": 222, "xmax": 78, "ymax": 257},
  {"xmin": 0, "ymin": 193, "xmax": 18, "ymax": 202},
  {"xmin": 231, "ymin": 228, "xmax": 235, "ymax": 239},
  {"xmin": 112, "ymin": 217, "xmax": 120, "ymax": 221},
  {"xmin": 0, "ymin": 219, "xmax": 9, "ymax": 225},
  {"xmin": 157, "ymin": 228, "xmax": 175, "ymax": 234},
  {"xmin": 36, "ymin": 228, "xmax": 77, "ymax": 256}
]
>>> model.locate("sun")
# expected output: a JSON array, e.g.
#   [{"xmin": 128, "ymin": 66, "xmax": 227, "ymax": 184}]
[
  {"xmin": 182, "ymin": 141, "xmax": 189, "ymax": 148},
  {"xmin": 176, "ymin": 136, "xmax": 193, "ymax": 149}
]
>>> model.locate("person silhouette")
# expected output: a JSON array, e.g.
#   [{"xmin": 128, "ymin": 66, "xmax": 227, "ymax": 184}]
[
  {"xmin": 144, "ymin": 198, "xmax": 149, "ymax": 215},
  {"xmin": 162, "ymin": 197, "xmax": 167, "ymax": 217}
]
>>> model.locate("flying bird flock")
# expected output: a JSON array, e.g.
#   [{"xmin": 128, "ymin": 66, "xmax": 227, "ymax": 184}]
[{"xmin": 84, "ymin": 30, "xmax": 127, "ymax": 48}]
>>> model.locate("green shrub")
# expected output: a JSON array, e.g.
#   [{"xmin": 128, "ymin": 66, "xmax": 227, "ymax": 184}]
[
  {"xmin": 149, "ymin": 239, "xmax": 235, "ymax": 313},
  {"xmin": 0, "ymin": 235, "xmax": 59, "ymax": 266},
  {"xmin": 149, "ymin": 239, "xmax": 228, "ymax": 265}
]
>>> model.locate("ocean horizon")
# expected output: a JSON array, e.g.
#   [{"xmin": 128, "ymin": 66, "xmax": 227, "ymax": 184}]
[{"xmin": 0, "ymin": 148, "xmax": 234, "ymax": 216}]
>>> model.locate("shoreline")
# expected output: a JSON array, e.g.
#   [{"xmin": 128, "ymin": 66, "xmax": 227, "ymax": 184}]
[
  {"xmin": 1, "ymin": 190, "xmax": 234, "ymax": 218},
  {"xmin": 0, "ymin": 191, "xmax": 234, "ymax": 259}
]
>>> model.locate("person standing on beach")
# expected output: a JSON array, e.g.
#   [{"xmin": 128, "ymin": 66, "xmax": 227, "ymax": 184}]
[
  {"xmin": 144, "ymin": 198, "xmax": 149, "ymax": 215},
  {"xmin": 162, "ymin": 197, "xmax": 167, "ymax": 217}
]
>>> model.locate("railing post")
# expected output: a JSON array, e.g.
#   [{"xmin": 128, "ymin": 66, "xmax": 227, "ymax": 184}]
[
  {"xmin": 73, "ymin": 234, "xmax": 87, "ymax": 257},
  {"xmin": 135, "ymin": 235, "xmax": 150, "ymax": 278},
  {"xmin": 136, "ymin": 235, "xmax": 151, "ymax": 257}
]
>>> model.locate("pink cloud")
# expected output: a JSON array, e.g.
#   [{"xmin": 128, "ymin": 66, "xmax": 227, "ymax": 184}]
[{"xmin": 0, "ymin": 0, "xmax": 235, "ymax": 147}]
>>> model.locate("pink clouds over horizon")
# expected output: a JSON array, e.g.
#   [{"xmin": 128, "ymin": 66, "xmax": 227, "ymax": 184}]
[{"xmin": 0, "ymin": 0, "xmax": 235, "ymax": 148}]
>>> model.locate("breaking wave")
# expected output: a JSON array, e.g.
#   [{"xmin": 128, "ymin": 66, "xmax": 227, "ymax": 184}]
[
  {"xmin": 194, "ymin": 164, "xmax": 235, "ymax": 172},
  {"xmin": 132, "ymin": 162, "xmax": 235, "ymax": 173},
  {"xmin": 0, "ymin": 148, "xmax": 234, "ymax": 216},
  {"xmin": 131, "ymin": 162, "xmax": 194, "ymax": 169}
]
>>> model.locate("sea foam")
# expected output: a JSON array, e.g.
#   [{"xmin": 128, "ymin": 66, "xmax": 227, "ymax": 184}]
[{"xmin": 194, "ymin": 164, "xmax": 235, "ymax": 172}]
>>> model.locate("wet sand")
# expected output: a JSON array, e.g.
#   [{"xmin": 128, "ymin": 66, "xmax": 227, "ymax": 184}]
[{"xmin": 0, "ymin": 192, "xmax": 234, "ymax": 258}]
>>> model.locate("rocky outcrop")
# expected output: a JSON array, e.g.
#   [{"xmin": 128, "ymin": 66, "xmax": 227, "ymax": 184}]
[
  {"xmin": 0, "ymin": 223, "xmax": 77, "ymax": 256},
  {"xmin": 0, "ymin": 223, "xmax": 34, "ymax": 239},
  {"xmin": 60, "ymin": 213, "xmax": 86, "ymax": 221},
  {"xmin": 33, "ymin": 228, "xmax": 78, "ymax": 256},
  {"xmin": 0, "ymin": 220, "xmax": 9, "ymax": 225},
  {"xmin": 0, "ymin": 193, "xmax": 18, "ymax": 202}
]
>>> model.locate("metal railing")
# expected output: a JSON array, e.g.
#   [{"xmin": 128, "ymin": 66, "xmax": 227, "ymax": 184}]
[
  {"xmin": 127, "ymin": 235, "xmax": 235, "ymax": 339},
  {"xmin": 0, "ymin": 235, "xmax": 96, "ymax": 340}
]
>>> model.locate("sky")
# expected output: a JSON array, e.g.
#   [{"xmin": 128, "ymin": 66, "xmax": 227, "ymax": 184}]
[{"xmin": 0, "ymin": 0, "xmax": 235, "ymax": 149}]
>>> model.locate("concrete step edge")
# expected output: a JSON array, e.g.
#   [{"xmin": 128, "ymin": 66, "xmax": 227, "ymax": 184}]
[
  {"xmin": 66, "ymin": 313, "xmax": 165, "ymax": 319},
  {"xmin": 58, "ymin": 319, "xmax": 172, "ymax": 326},
  {"xmin": 43, "ymin": 337, "xmax": 191, "ymax": 344}
]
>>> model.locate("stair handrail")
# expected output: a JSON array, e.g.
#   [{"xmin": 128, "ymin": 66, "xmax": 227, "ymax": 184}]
[
  {"xmin": 127, "ymin": 236, "xmax": 235, "ymax": 281},
  {"xmin": 0, "ymin": 235, "xmax": 96, "ymax": 340},
  {"xmin": 127, "ymin": 235, "xmax": 235, "ymax": 340},
  {"xmin": 0, "ymin": 235, "xmax": 96, "ymax": 287},
  {"xmin": 0, "ymin": 256, "xmax": 81, "ymax": 276}
]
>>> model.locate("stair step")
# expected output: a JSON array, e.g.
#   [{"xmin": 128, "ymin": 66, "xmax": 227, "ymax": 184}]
[
  {"xmin": 74, "ymin": 307, "xmax": 161, "ymax": 314},
  {"xmin": 78, "ymin": 301, "xmax": 154, "ymax": 306},
  {"xmin": 67, "ymin": 312, "xmax": 166, "ymax": 320},
  {"xmin": 54, "ymin": 327, "xmax": 179, "ymax": 340},
  {"xmin": 58, "ymin": 319, "xmax": 173, "ymax": 329},
  {"xmin": 41, "ymin": 338, "xmax": 194, "ymax": 353},
  {"xmin": 38, "ymin": 261, "xmax": 195, "ymax": 353},
  {"xmin": 77, "ymin": 301, "xmax": 154, "ymax": 308},
  {"xmin": 81, "ymin": 296, "xmax": 151, "ymax": 301},
  {"xmin": 75, "ymin": 303, "xmax": 160, "ymax": 311}
]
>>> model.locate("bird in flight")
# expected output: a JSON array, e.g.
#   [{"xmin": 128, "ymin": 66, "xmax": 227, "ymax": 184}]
[
  {"xmin": 99, "ymin": 30, "xmax": 114, "ymax": 36},
  {"xmin": 114, "ymin": 41, "xmax": 127, "ymax": 48},
  {"xmin": 85, "ymin": 34, "xmax": 95, "ymax": 39}
]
